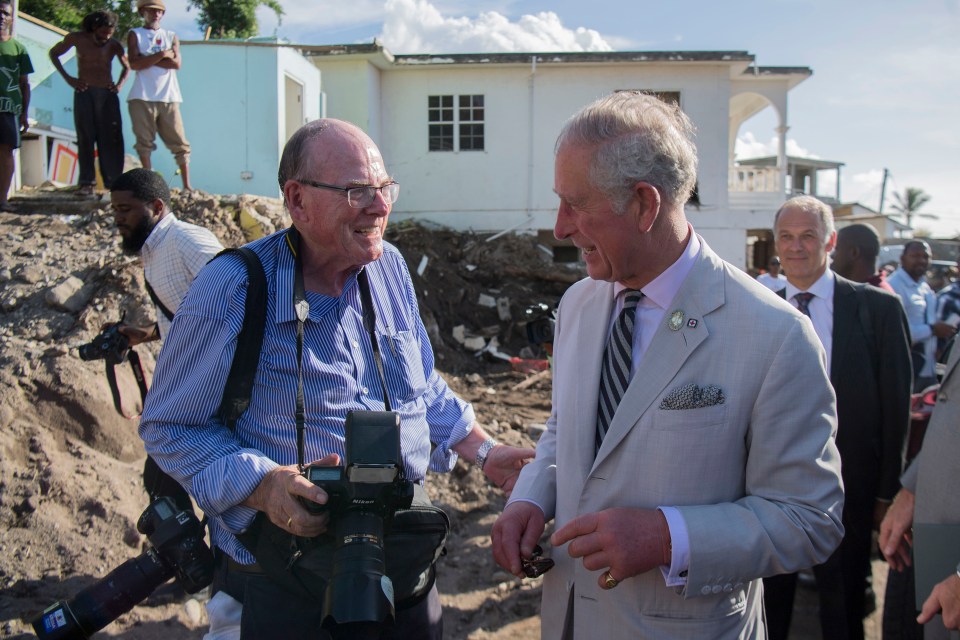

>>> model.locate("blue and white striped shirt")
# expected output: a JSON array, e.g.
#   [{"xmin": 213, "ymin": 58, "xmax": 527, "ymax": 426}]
[{"xmin": 139, "ymin": 230, "xmax": 475, "ymax": 563}]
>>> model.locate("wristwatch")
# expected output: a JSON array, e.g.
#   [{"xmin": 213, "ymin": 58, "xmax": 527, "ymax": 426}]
[{"xmin": 476, "ymin": 437, "xmax": 499, "ymax": 470}]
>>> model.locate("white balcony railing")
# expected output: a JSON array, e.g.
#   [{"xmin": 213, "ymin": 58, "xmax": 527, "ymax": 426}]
[{"xmin": 729, "ymin": 165, "xmax": 781, "ymax": 193}]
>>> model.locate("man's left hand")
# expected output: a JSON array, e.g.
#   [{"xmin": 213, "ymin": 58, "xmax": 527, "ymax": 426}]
[
  {"xmin": 18, "ymin": 113, "xmax": 28, "ymax": 133},
  {"xmin": 482, "ymin": 445, "xmax": 534, "ymax": 497},
  {"xmin": 551, "ymin": 507, "xmax": 670, "ymax": 589},
  {"xmin": 918, "ymin": 572, "xmax": 960, "ymax": 629}
]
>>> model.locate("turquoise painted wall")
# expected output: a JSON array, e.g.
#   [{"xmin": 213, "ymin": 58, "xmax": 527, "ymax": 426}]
[
  {"xmin": 120, "ymin": 42, "xmax": 320, "ymax": 196},
  {"xmin": 16, "ymin": 17, "xmax": 81, "ymax": 132}
]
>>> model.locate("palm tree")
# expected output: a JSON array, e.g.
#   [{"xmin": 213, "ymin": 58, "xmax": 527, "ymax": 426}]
[{"xmin": 891, "ymin": 187, "xmax": 935, "ymax": 228}]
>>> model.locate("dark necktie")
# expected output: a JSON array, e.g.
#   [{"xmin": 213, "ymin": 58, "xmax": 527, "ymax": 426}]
[
  {"xmin": 596, "ymin": 290, "xmax": 644, "ymax": 451},
  {"xmin": 794, "ymin": 292, "xmax": 814, "ymax": 317}
]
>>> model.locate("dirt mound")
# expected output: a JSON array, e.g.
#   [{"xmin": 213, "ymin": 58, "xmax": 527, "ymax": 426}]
[{"xmin": 0, "ymin": 187, "xmax": 570, "ymax": 639}]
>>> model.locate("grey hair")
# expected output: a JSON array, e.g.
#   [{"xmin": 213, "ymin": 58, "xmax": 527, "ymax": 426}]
[
  {"xmin": 555, "ymin": 91, "xmax": 699, "ymax": 213},
  {"xmin": 774, "ymin": 195, "xmax": 836, "ymax": 238},
  {"xmin": 277, "ymin": 120, "xmax": 331, "ymax": 205}
]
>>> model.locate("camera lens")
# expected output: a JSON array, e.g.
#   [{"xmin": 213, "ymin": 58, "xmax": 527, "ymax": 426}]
[
  {"xmin": 32, "ymin": 549, "xmax": 173, "ymax": 639},
  {"xmin": 322, "ymin": 511, "xmax": 394, "ymax": 634},
  {"xmin": 77, "ymin": 343, "xmax": 98, "ymax": 361}
]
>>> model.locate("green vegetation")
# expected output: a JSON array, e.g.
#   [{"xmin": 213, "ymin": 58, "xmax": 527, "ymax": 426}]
[
  {"xmin": 186, "ymin": 0, "xmax": 283, "ymax": 39},
  {"xmin": 19, "ymin": 0, "xmax": 284, "ymax": 40},
  {"xmin": 19, "ymin": 0, "xmax": 140, "ymax": 35}
]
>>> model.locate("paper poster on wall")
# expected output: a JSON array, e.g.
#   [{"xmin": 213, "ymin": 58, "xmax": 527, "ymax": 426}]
[{"xmin": 48, "ymin": 141, "xmax": 79, "ymax": 186}]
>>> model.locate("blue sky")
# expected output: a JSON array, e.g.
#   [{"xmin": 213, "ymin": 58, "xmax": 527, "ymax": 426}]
[{"xmin": 162, "ymin": 0, "xmax": 960, "ymax": 236}]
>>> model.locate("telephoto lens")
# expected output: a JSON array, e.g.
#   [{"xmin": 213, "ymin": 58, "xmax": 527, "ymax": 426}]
[
  {"xmin": 31, "ymin": 498, "xmax": 214, "ymax": 639},
  {"xmin": 31, "ymin": 549, "xmax": 173, "ymax": 639}
]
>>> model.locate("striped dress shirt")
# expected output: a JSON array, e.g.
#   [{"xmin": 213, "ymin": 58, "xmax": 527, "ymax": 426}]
[{"xmin": 139, "ymin": 230, "xmax": 475, "ymax": 563}]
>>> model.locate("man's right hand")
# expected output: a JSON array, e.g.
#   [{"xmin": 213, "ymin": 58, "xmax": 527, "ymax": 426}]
[
  {"xmin": 243, "ymin": 454, "xmax": 340, "ymax": 536},
  {"xmin": 103, "ymin": 322, "xmax": 157, "ymax": 346},
  {"xmin": 67, "ymin": 76, "xmax": 88, "ymax": 92},
  {"xmin": 879, "ymin": 487, "xmax": 915, "ymax": 571},
  {"xmin": 492, "ymin": 501, "xmax": 546, "ymax": 578},
  {"xmin": 932, "ymin": 321, "xmax": 958, "ymax": 340}
]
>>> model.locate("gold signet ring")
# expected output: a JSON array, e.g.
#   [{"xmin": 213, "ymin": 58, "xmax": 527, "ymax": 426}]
[{"xmin": 602, "ymin": 571, "xmax": 620, "ymax": 589}]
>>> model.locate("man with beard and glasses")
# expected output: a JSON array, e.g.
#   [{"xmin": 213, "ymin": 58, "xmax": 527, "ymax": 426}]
[
  {"xmin": 49, "ymin": 10, "xmax": 130, "ymax": 196},
  {"xmin": 108, "ymin": 167, "xmax": 222, "ymax": 512}
]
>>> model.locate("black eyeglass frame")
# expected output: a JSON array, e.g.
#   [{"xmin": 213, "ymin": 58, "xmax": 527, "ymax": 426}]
[{"xmin": 297, "ymin": 178, "xmax": 400, "ymax": 209}]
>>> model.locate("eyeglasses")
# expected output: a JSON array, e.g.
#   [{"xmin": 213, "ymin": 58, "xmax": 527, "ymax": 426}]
[
  {"xmin": 521, "ymin": 545, "xmax": 555, "ymax": 579},
  {"xmin": 297, "ymin": 179, "xmax": 400, "ymax": 209}
]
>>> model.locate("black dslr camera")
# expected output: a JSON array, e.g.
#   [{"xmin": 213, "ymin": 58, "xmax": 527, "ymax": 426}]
[
  {"xmin": 77, "ymin": 324, "xmax": 130, "ymax": 366},
  {"xmin": 524, "ymin": 302, "xmax": 556, "ymax": 347},
  {"xmin": 31, "ymin": 498, "xmax": 214, "ymax": 640},
  {"xmin": 303, "ymin": 410, "xmax": 414, "ymax": 636}
]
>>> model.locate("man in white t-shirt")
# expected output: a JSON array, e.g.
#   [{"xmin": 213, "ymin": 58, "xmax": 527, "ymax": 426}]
[
  {"xmin": 126, "ymin": 0, "xmax": 192, "ymax": 189},
  {"xmin": 756, "ymin": 256, "xmax": 787, "ymax": 291}
]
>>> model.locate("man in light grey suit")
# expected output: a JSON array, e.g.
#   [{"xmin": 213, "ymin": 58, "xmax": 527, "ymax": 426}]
[
  {"xmin": 880, "ymin": 344, "xmax": 960, "ymax": 638},
  {"xmin": 491, "ymin": 91, "xmax": 845, "ymax": 639}
]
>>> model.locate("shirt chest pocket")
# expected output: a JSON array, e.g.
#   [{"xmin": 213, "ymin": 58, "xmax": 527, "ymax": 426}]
[{"xmin": 377, "ymin": 330, "xmax": 428, "ymax": 404}]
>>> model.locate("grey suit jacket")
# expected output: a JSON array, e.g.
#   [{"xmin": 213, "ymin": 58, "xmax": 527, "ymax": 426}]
[
  {"xmin": 509, "ymin": 239, "xmax": 845, "ymax": 639},
  {"xmin": 900, "ymin": 341, "xmax": 960, "ymax": 639},
  {"xmin": 902, "ymin": 342, "xmax": 960, "ymax": 523}
]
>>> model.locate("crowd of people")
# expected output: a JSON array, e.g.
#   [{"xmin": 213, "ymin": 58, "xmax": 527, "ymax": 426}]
[
  {"xmin": 752, "ymin": 209, "xmax": 960, "ymax": 640},
  {"xmin": 10, "ymin": 5, "xmax": 956, "ymax": 636}
]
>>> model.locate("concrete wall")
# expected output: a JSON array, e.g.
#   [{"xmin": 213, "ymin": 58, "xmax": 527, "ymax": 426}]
[
  {"xmin": 373, "ymin": 63, "xmax": 731, "ymax": 228},
  {"xmin": 309, "ymin": 56, "xmax": 777, "ymax": 267}
]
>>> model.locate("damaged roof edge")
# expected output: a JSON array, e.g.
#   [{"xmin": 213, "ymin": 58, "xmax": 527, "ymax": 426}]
[
  {"xmin": 296, "ymin": 43, "xmax": 753, "ymax": 66},
  {"xmin": 744, "ymin": 66, "xmax": 813, "ymax": 77}
]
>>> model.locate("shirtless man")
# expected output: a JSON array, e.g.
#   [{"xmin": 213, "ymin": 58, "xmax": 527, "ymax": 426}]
[{"xmin": 50, "ymin": 10, "xmax": 129, "ymax": 195}]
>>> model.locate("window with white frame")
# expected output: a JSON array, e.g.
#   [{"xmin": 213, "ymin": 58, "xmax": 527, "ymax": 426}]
[{"xmin": 428, "ymin": 94, "xmax": 484, "ymax": 151}]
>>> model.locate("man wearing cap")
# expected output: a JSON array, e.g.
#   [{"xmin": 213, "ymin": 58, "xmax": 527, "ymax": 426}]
[
  {"xmin": 126, "ymin": 0, "xmax": 192, "ymax": 190},
  {"xmin": 756, "ymin": 255, "xmax": 787, "ymax": 292}
]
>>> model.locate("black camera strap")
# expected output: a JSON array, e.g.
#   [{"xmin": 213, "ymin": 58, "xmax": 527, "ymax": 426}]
[
  {"xmin": 144, "ymin": 279, "xmax": 175, "ymax": 323},
  {"xmin": 357, "ymin": 269, "xmax": 394, "ymax": 414},
  {"xmin": 105, "ymin": 349, "xmax": 149, "ymax": 419},
  {"xmin": 288, "ymin": 229, "xmax": 310, "ymax": 472},
  {"xmin": 287, "ymin": 228, "xmax": 394, "ymax": 472}
]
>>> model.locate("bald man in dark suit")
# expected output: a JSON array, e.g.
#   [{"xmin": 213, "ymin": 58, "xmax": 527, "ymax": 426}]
[{"xmin": 764, "ymin": 197, "xmax": 913, "ymax": 640}]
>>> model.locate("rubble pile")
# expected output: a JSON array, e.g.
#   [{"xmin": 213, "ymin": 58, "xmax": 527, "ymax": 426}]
[{"xmin": 386, "ymin": 221, "xmax": 581, "ymax": 372}]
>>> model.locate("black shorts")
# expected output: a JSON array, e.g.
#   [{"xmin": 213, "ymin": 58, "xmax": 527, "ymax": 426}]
[{"xmin": 0, "ymin": 112, "xmax": 21, "ymax": 148}]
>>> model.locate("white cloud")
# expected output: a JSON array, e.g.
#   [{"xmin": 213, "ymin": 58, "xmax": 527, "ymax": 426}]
[
  {"xmin": 734, "ymin": 132, "xmax": 820, "ymax": 160},
  {"xmin": 379, "ymin": 0, "xmax": 613, "ymax": 54}
]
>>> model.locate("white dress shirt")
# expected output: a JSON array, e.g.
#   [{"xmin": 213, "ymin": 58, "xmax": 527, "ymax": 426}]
[
  {"xmin": 141, "ymin": 212, "xmax": 224, "ymax": 338},
  {"xmin": 612, "ymin": 227, "xmax": 701, "ymax": 586},
  {"xmin": 784, "ymin": 270, "xmax": 835, "ymax": 373}
]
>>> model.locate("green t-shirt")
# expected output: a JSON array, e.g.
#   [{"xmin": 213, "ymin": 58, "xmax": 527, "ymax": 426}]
[{"xmin": 0, "ymin": 38, "xmax": 33, "ymax": 115}]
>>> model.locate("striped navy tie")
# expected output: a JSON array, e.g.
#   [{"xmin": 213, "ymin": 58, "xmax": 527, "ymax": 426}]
[
  {"xmin": 794, "ymin": 292, "xmax": 814, "ymax": 317},
  {"xmin": 596, "ymin": 290, "xmax": 644, "ymax": 452}
]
